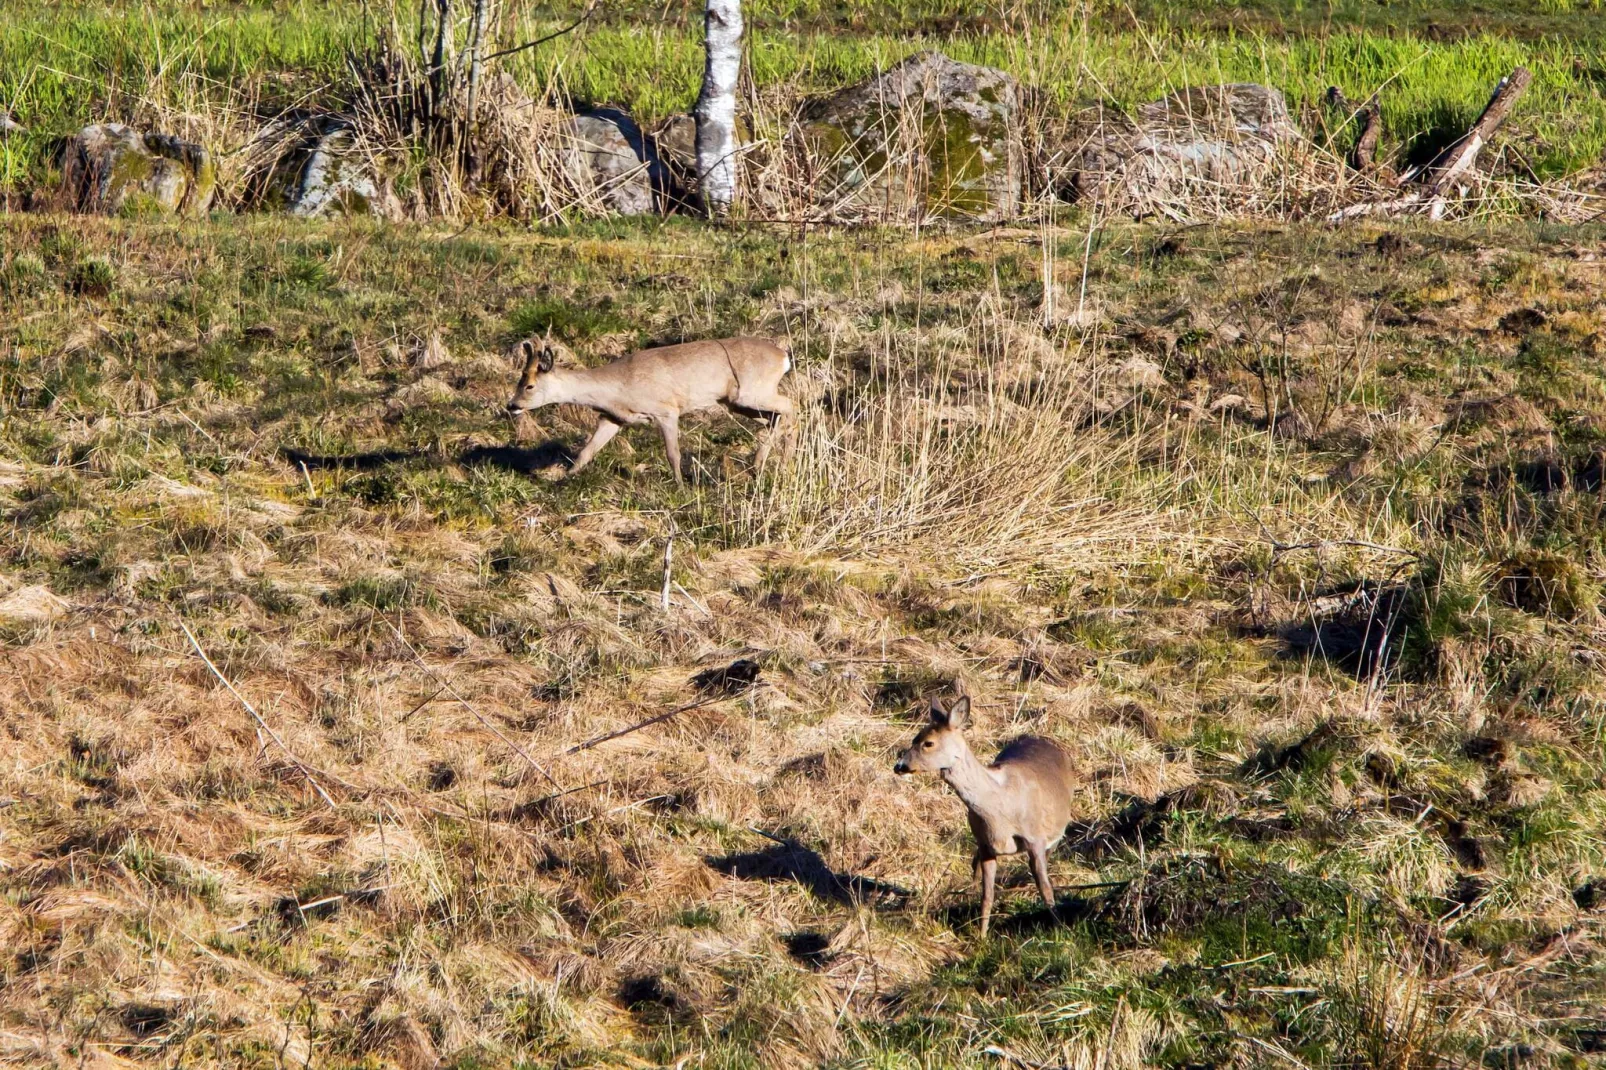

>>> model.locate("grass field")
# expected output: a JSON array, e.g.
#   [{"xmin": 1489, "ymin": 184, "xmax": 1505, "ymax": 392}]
[
  {"xmin": 5, "ymin": 1, "xmax": 1606, "ymax": 1068},
  {"xmin": 3, "ymin": 207, "xmax": 1606, "ymax": 1067}
]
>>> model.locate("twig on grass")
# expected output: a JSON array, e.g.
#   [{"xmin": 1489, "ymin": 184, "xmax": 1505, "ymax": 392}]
[
  {"xmin": 179, "ymin": 621, "xmax": 340, "ymax": 811},
  {"xmin": 383, "ymin": 617, "xmax": 566, "ymax": 792},
  {"xmin": 561, "ymin": 691, "xmax": 740, "ymax": 755},
  {"xmin": 553, "ymin": 794, "xmax": 673, "ymax": 834},
  {"xmin": 398, "ymin": 682, "xmax": 449, "ymax": 723},
  {"xmin": 481, "ymin": 0, "xmax": 600, "ymax": 63}
]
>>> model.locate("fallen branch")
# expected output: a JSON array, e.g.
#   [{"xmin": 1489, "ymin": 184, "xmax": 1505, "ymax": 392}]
[
  {"xmin": 1330, "ymin": 67, "xmax": 1531, "ymax": 222},
  {"xmin": 383, "ymin": 617, "xmax": 566, "ymax": 792},
  {"xmin": 179, "ymin": 622, "xmax": 340, "ymax": 811},
  {"xmin": 1353, "ymin": 98, "xmax": 1383, "ymax": 173},
  {"xmin": 562, "ymin": 692, "xmax": 737, "ymax": 756},
  {"xmin": 1420, "ymin": 66, "xmax": 1533, "ymax": 206}
]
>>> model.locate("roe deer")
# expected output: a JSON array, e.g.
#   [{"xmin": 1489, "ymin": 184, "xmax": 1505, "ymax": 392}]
[
  {"xmin": 505, "ymin": 335, "xmax": 795, "ymax": 485},
  {"xmin": 894, "ymin": 696, "xmax": 1076, "ymax": 936}
]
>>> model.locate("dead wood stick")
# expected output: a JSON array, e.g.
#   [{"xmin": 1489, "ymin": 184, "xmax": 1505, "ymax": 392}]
[
  {"xmin": 554, "ymin": 793, "xmax": 674, "ymax": 834},
  {"xmin": 1268, "ymin": 538, "xmax": 1418, "ymax": 560},
  {"xmin": 522, "ymin": 778, "xmax": 609, "ymax": 809},
  {"xmin": 562, "ymin": 693, "xmax": 733, "ymax": 756},
  {"xmin": 179, "ymin": 622, "xmax": 340, "ymax": 811},
  {"xmin": 660, "ymin": 534, "xmax": 674, "ymax": 612},
  {"xmin": 482, "ymin": 0, "xmax": 599, "ymax": 63},
  {"xmin": 1422, "ymin": 66, "xmax": 1532, "ymax": 198},
  {"xmin": 1419, "ymin": 66, "xmax": 1533, "ymax": 220},
  {"xmin": 1353, "ymin": 98, "xmax": 1382, "ymax": 172},
  {"xmin": 383, "ymin": 618, "xmax": 566, "ymax": 792},
  {"xmin": 1331, "ymin": 67, "xmax": 1531, "ymax": 223},
  {"xmin": 1326, "ymin": 86, "xmax": 1383, "ymax": 172}
]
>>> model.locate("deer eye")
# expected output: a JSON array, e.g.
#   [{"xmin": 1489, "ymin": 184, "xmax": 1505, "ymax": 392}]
[{"xmin": 922, "ymin": 740, "xmax": 934, "ymax": 749}]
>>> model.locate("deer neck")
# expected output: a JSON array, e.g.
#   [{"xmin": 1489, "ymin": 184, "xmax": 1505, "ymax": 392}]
[
  {"xmin": 941, "ymin": 741, "xmax": 1002, "ymax": 817},
  {"xmin": 536, "ymin": 367, "xmax": 617, "ymax": 411}
]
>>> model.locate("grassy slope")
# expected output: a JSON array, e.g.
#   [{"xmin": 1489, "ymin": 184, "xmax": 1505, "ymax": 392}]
[
  {"xmin": 3, "ymin": 0, "xmax": 1606, "ymax": 191},
  {"xmin": 3, "ymin": 209, "xmax": 1606, "ymax": 1067}
]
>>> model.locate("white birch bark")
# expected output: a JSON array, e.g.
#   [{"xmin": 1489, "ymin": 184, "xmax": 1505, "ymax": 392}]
[{"xmin": 693, "ymin": 0, "xmax": 743, "ymax": 216}]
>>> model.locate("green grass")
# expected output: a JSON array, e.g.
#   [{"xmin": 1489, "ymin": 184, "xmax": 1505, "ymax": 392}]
[{"xmin": 2, "ymin": 0, "xmax": 1605, "ymax": 199}]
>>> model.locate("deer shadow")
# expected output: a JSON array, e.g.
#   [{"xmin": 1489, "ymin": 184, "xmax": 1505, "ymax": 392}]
[
  {"xmin": 705, "ymin": 836, "xmax": 911, "ymax": 908},
  {"xmin": 459, "ymin": 442, "xmax": 575, "ymax": 474},
  {"xmin": 283, "ymin": 440, "xmax": 575, "ymax": 476},
  {"xmin": 934, "ymin": 884, "xmax": 1104, "ymax": 937}
]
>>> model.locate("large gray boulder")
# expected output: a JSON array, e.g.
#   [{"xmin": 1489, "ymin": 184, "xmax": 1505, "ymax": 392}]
[
  {"xmin": 245, "ymin": 118, "xmax": 399, "ymax": 219},
  {"xmin": 566, "ymin": 108, "xmax": 668, "ymax": 216},
  {"xmin": 291, "ymin": 125, "xmax": 396, "ymax": 218},
  {"xmin": 1056, "ymin": 84, "xmax": 1300, "ymax": 217},
  {"xmin": 62, "ymin": 124, "xmax": 215, "ymax": 215},
  {"xmin": 798, "ymin": 51, "xmax": 1022, "ymax": 222}
]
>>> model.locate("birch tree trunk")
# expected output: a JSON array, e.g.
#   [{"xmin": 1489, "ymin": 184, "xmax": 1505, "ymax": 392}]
[{"xmin": 693, "ymin": 0, "xmax": 743, "ymax": 216}]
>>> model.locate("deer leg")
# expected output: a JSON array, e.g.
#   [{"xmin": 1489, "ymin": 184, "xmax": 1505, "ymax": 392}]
[
  {"xmin": 751, "ymin": 396, "xmax": 795, "ymax": 472},
  {"xmin": 568, "ymin": 416, "xmax": 622, "ymax": 477},
  {"xmin": 779, "ymin": 410, "xmax": 798, "ymax": 466},
  {"xmin": 977, "ymin": 855, "xmax": 998, "ymax": 938},
  {"xmin": 1026, "ymin": 842, "xmax": 1060, "ymax": 923},
  {"xmin": 655, "ymin": 415, "xmax": 683, "ymax": 485}
]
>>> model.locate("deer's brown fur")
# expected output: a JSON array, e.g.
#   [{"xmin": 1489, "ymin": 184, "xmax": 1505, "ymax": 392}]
[
  {"xmin": 894, "ymin": 697, "xmax": 1077, "ymax": 936},
  {"xmin": 505, "ymin": 335, "xmax": 794, "ymax": 484}
]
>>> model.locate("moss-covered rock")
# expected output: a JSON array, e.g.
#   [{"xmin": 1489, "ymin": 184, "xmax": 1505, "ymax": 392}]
[
  {"xmin": 796, "ymin": 51, "xmax": 1021, "ymax": 222},
  {"xmin": 290, "ymin": 124, "xmax": 399, "ymax": 220},
  {"xmin": 1053, "ymin": 83, "xmax": 1300, "ymax": 219},
  {"xmin": 241, "ymin": 116, "xmax": 399, "ymax": 219},
  {"xmin": 62, "ymin": 124, "xmax": 215, "ymax": 216}
]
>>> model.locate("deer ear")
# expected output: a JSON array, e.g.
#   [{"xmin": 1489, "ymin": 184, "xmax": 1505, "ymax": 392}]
[
  {"xmin": 928, "ymin": 698, "xmax": 949, "ymax": 727},
  {"xmin": 537, "ymin": 345, "xmax": 555, "ymax": 373},
  {"xmin": 947, "ymin": 696, "xmax": 970, "ymax": 729}
]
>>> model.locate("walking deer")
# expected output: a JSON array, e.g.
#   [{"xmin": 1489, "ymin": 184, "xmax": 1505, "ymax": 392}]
[
  {"xmin": 505, "ymin": 335, "xmax": 795, "ymax": 485},
  {"xmin": 894, "ymin": 697, "xmax": 1076, "ymax": 936}
]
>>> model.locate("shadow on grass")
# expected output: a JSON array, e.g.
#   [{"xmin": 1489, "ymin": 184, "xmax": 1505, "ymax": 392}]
[
  {"xmin": 1275, "ymin": 581, "xmax": 1412, "ymax": 679},
  {"xmin": 283, "ymin": 446, "xmax": 420, "ymax": 471},
  {"xmin": 283, "ymin": 441, "xmax": 576, "ymax": 475},
  {"xmin": 937, "ymin": 887, "xmax": 1106, "ymax": 938},
  {"xmin": 459, "ymin": 442, "xmax": 574, "ymax": 473},
  {"xmin": 706, "ymin": 836, "xmax": 911, "ymax": 908}
]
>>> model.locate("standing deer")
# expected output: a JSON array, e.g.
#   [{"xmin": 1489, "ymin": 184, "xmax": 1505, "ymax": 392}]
[
  {"xmin": 894, "ymin": 696, "xmax": 1076, "ymax": 936},
  {"xmin": 505, "ymin": 335, "xmax": 794, "ymax": 484}
]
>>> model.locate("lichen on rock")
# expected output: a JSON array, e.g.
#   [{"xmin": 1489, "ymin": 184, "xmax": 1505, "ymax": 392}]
[
  {"xmin": 796, "ymin": 51, "xmax": 1022, "ymax": 222},
  {"xmin": 62, "ymin": 124, "xmax": 214, "ymax": 216},
  {"xmin": 566, "ymin": 108, "xmax": 670, "ymax": 216},
  {"xmin": 1052, "ymin": 83, "xmax": 1300, "ymax": 219}
]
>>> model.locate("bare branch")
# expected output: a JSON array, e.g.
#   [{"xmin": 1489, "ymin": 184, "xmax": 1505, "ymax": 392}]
[
  {"xmin": 483, "ymin": 0, "xmax": 600, "ymax": 63},
  {"xmin": 179, "ymin": 622, "xmax": 340, "ymax": 811}
]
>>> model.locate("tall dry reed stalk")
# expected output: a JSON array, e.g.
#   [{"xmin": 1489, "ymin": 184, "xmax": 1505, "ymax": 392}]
[{"xmin": 711, "ymin": 312, "xmax": 1173, "ymax": 571}]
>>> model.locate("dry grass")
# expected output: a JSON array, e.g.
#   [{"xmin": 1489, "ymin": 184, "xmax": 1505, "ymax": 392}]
[{"xmin": 2, "ymin": 212, "xmax": 1606, "ymax": 1068}]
